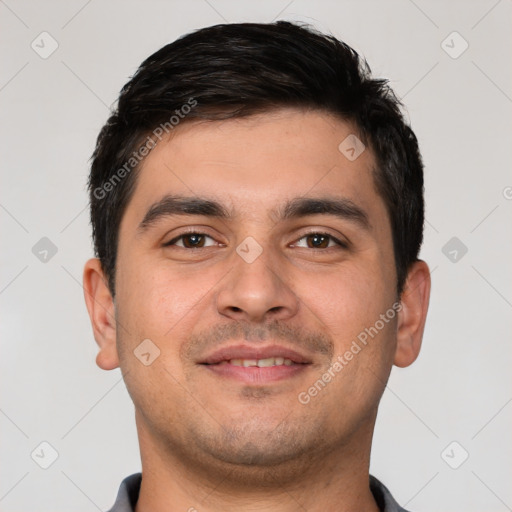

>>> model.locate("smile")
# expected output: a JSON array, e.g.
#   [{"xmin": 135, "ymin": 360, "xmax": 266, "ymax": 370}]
[{"xmin": 216, "ymin": 357, "xmax": 296, "ymax": 367}]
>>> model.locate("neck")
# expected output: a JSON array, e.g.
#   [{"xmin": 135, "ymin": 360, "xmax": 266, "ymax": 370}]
[{"xmin": 134, "ymin": 414, "xmax": 380, "ymax": 512}]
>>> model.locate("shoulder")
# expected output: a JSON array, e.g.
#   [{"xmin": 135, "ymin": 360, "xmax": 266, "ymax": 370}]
[
  {"xmin": 370, "ymin": 475, "xmax": 412, "ymax": 512},
  {"xmin": 106, "ymin": 473, "xmax": 142, "ymax": 512}
]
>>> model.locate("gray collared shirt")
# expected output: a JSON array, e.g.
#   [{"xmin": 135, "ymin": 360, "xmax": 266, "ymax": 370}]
[{"xmin": 106, "ymin": 473, "xmax": 411, "ymax": 511}]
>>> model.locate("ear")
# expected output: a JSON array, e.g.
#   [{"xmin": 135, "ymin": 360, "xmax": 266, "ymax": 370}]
[
  {"xmin": 83, "ymin": 258, "xmax": 120, "ymax": 370},
  {"xmin": 394, "ymin": 260, "xmax": 431, "ymax": 368}
]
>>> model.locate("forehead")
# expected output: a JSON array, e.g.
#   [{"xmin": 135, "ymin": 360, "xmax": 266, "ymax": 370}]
[{"xmin": 120, "ymin": 108, "xmax": 388, "ymax": 233}]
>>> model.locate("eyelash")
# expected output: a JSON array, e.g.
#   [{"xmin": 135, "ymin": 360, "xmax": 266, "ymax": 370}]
[
  {"xmin": 294, "ymin": 232, "xmax": 349, "ymax": 250},
  {"xmin": 164, "ymin": 230, "xmax": 348, "ymax": 250}
]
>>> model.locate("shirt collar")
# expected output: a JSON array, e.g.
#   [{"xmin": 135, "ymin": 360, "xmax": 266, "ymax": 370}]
[{"xmin": 107, "ymin": 472, "xmax": 410, "ymax": 512}]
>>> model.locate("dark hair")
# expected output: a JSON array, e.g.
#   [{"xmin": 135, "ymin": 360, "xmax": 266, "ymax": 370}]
[{"xmin": 88, "ymin": 21, "xmax": 424, "ymax": 298}]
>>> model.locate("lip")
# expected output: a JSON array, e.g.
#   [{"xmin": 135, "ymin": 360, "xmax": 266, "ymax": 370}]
[
  {"xmin": 202, "ymin": 362, "xmax": 310, "ymax": 384},
  {"xmin": 199, "ymin": 344, "xmax": 313, "ymax": 365},
  {"xmin": 198, "ymin": 344, "xmax": 313, "ymax": 385}
]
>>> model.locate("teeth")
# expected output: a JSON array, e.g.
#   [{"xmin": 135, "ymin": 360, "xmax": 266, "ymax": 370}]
[
  {"xmin": 229, "ymin": 357, "xmax": 295, "ymax": 367},
  {"xmin": 257, "ymin": 357, "xmax": 275, "ymax": 367}
]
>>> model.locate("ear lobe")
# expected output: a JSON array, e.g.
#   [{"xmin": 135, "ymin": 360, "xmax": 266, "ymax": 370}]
[
  {"xmin": 82, "ymin": 258, "xmax": 120, "ymax": 370},
  {"xmin": 394, "ymin": 260, "xmax": 431, "ymax": 368}
]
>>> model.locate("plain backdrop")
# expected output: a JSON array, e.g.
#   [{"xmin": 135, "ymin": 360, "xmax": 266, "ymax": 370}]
[{"xmin": 1, "ymin": 1, "xmax": 511, "ymax": 511}]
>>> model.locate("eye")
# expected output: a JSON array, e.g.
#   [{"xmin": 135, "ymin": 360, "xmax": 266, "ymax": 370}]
[
  {"xmin": 293, "ymin": 232, "xmax": 348, "ymax": 250},
  {"xmin": 164, "ymin": 232, "xmax": 217, "ymax": 249}
]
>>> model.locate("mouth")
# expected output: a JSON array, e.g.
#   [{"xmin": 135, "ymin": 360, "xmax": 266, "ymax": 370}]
[
  {"xmin": 199, "ymin": 345, "xmax": 313, "ymax": 384},
  {"xmin": 213, "ymin": 357, "xmax": 298, "ymax": 367}
]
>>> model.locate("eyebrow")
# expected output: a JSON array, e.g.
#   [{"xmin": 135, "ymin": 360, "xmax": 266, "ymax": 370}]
[
  {"xmin": 138, "ymin": 195, "xmax": 232, "ymax": 233},
  {"xmin": 137, "ymin": 194, "xmax": 371, "ymax": 233},
  {"xmin": 277, "ymin": 196, "xmax": 371, "ymax": 231}
]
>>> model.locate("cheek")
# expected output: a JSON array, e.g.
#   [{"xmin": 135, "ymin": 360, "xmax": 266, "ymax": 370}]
[
  {"xmin": 114, "ymin": 259, "xmax": 229, "ymax": 379},
  {"xmin": 117, "ymin": 260, "xmax": 207, "ymax": 333},
  {"xmin": 113, "ymin": 264, "xmax": 205, "ymax": 414},
  {"xmin": 293, "ymin": 259, "xmax": 392, "ymax": 342},
  {"xmin": 294, "ymin": 257, "xmax": 398, "ymax": 401}
]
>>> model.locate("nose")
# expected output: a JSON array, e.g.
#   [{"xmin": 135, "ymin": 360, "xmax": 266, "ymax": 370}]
[{"xmin": 216, "ymin": 245, "xmax": 299, "ymax": 323}]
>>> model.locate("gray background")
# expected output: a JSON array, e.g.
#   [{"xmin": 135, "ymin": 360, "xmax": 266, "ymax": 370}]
[{"xmin": 1, "ymin": 0, "xmax": 511, "ymax": 510}]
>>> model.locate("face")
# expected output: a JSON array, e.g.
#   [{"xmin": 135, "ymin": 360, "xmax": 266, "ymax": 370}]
[{"xmin": 85, "ymin": 108, "xmax": 427, "ymax": 480}]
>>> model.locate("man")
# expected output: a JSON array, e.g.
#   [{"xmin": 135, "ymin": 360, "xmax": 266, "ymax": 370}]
[{"xmin": 83, "ymin": 21, "xmax": 430, "ymax": 512}]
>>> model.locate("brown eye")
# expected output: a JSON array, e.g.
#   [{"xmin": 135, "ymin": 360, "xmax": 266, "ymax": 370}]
[
  {"xmin": 306, "ymin": 233, "xmax": 330, "ymax": 248},
  {"xmin": 294, "ymin": 232, "xmax": 347, "ymax": 250},
  {"xmin": 182, "ymin": 234, "xmax": 206, "ymax": 248},
  {"xmin": 165, "ymin": 233, "xmax": 215, "ymax": 248}
]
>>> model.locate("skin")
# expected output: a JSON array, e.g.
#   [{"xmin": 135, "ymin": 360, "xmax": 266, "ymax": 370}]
[{"xmin": 83, "ymin": 108, "xmax": 430, "ymax": 512}]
